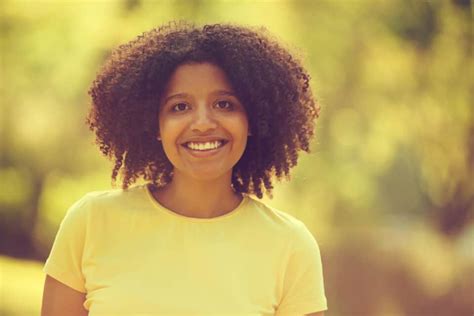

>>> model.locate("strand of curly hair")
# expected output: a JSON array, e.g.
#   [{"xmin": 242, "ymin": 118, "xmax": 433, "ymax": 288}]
[{"xmin": 86, "ymin": 21, "xmax": 319, "ymax": 199}]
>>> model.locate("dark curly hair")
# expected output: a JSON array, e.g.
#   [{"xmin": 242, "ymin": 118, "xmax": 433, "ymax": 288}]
[{"xmin": 86, "ymin": 21, "xmax": 319, "ymax": 199}]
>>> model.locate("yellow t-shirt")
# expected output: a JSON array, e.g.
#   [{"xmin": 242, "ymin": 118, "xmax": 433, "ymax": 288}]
[{"xmin": 43, "ymin": 184, "xmax": 327, "ymax": 315}]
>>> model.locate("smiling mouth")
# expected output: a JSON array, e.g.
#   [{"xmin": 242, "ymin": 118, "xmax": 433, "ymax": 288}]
[{"xmin": 181, "ymin": 140, "xmax": 229, "ymax": 152}]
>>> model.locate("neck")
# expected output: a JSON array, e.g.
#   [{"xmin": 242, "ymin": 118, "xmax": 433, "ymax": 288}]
[{"xmin": 150, "ymin": 170, "xmax": 243, "ymax": 219}]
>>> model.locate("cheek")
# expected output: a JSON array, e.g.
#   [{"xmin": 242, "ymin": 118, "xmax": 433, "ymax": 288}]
[
  {"xmin": 158, "ymin": 123, "xmax": 180, "ymax": 159},
  {"xmin": 159, "ymin": 117, "xmax": 179, "ymax": 139},
  {"xmin": 228, "ymin": 113, "xmax": 249, "ymax": 132},
  {"xmin": 237, "ymin": 117, "xmax": 250, "ymax": 139}
]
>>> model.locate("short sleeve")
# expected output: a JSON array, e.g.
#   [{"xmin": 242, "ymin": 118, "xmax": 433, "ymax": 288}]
[
  {"xmin": 276, "ymin": 221, "xmax": 328, "ymax": 315},
  {"xmin": 42, "ymin": 194, "xmax": 91, "ymax": 293}
]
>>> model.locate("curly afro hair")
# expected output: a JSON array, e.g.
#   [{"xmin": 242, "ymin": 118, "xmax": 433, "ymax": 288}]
[{"xmin": 86, "ymin": 21, "xmax": 319, "ymax": 199}]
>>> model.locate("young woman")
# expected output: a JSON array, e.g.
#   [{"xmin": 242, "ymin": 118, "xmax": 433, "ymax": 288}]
[{"xmin": 41, "ymin": 21, "xmax": 327, "ymax": 316}]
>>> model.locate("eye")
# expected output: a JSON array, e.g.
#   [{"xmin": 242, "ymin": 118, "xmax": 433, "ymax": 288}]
[
  {"xmin": 215, "ymin": 100, "xmax": 234, "ymax": 110},
  {"xmin": 171, "ymin": 103, "xmax": 189, "ymax": 112}
]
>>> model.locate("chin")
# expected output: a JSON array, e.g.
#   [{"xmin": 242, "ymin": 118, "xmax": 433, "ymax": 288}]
[{"xmin": 187, "ymin": 168, "xmax": 230, "ymax": 182}]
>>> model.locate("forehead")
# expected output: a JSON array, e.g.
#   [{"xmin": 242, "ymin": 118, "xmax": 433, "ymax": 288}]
[{"xmin": 163, "ymin": 62, "xmax": 234, "ymax": 93}]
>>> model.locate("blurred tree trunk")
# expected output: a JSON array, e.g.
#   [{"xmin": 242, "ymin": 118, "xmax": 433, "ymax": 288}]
[
  {"xmin": 431, "ymin": 123, "xmax": 474, "ymax": 238},
  {"xmin": 0, "ymin": 168, "xmax": 45, "ymax": 260}
]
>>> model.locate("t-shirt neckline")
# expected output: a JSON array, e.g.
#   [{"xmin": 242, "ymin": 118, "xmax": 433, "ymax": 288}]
[{"xmin": 143, "ymin": 184, "xmax": 248, "ymax": 223}]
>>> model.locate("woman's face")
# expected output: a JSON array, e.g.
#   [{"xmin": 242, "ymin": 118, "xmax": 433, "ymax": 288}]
[{"xmin": 158, "ymin": 62, "xmax": 250, "ymax": 182}]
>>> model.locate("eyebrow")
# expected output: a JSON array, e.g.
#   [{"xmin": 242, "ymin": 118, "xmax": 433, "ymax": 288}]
[{"xmin": 162, "ymin": 90, "xmax": 237, "ymax": 104}]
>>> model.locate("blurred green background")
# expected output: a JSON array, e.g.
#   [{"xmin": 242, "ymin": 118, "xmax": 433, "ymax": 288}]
[{"xmin": 1, "ymin": 0, "xmax": 473, "ymax": 315}]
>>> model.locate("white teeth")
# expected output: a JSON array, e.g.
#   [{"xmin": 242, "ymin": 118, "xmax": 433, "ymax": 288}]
[{"xmin": 185, "ymin": 141, "xmax": 224, "ymax": 151}]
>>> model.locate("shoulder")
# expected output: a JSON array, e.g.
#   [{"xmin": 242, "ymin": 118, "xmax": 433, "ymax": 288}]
[
  {"xmin": 245, "ymin": 197, "xmax": 321, "ymax": 251},
  {"xmin": 244, "ymin": 196, "xmax": 308, "ymax": 234},
  {"xmin": 65, "ymin": 184, "xmax": 145, "ymax": 218},
  {"xmin": 79, "ymin": 184, "xmax": 144, "ymax": 207}
]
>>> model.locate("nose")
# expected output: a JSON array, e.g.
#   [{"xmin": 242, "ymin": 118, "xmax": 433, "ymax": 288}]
[{"xmin": 190, "ymin": 104, "xmax": 218, "ymax": 132}]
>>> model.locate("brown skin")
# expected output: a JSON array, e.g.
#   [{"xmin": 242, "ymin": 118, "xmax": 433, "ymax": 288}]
[
  {"xmin": 154, "ymin": 62, "xmax": 249, "ymax": 218},
  {"xmin": 41, "ymin": 275, "xmax": 88, "ymax": 316}
]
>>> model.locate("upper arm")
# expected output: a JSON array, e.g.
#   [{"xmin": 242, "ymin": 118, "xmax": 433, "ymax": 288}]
[
  {"xmin": 276, "ymin": 222, "xmax": 328, "ymax": 315},
  {"xmin": 41, "ymin": 275, "xmax": 88, "ymax": 316}
]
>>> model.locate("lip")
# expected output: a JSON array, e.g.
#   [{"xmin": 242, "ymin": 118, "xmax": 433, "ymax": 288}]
[{"xmin": 181, "ymin": 141, "xmax": 229, "ymax": 158}]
